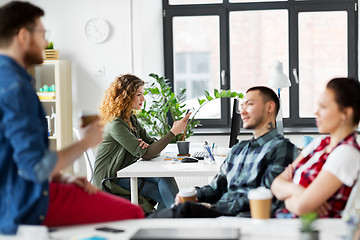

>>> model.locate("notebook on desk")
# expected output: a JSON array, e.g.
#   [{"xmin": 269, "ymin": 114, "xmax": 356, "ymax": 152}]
[{"xmin": 130, "ymin": 227, "xmax": 240, "ymax": 240}]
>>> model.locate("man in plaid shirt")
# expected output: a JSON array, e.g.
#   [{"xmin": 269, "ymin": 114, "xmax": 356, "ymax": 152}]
[
  {"xmin": 195, "ymin": 86, "xmax": 298, "ymax": 217},
  {"xmin": 149, "ymin": 86, "xmax": 298, "ymax": 218}
]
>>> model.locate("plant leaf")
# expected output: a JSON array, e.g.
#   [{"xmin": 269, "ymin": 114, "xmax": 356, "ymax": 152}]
[
  {"xmin": 206, "ymin": 95, "xmax": 213, "ymax": 101},
  {"xmin": 226, "ymin": 90, "xmax": 232, "ymax": 97},
  {"xmin": 198, "ymin": 99, "xmax": 206, "ymax": 105},
  {"xmin": 220, "ymin": 90, "xmax": 227, "ymax": 97}
]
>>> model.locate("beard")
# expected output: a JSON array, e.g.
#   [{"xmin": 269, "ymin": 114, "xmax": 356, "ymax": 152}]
[
  {"xmin": 24, "ymin": 38, "xmax": 44, "ymax": 66},
  {"xmin": 243, "ymin": 115, "xmax": 265, "ymax": 130}
]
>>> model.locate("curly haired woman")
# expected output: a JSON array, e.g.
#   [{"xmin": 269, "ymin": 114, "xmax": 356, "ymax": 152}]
[{"xmin": 94, "ymin": 74, "xmax": 190, "ymax": 212}]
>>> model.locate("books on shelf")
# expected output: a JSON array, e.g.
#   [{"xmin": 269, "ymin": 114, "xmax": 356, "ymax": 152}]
[{"xmin": 37, "ymin": 92, "xmax": 55, "ymax": 100}]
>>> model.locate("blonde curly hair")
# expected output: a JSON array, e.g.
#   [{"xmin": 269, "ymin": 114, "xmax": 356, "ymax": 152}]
[{"xmin": 99, "ymin": 74, "xmax": 144, "ymax": 130}]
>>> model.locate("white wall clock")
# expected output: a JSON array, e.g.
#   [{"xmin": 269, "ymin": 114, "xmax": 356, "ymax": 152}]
[{"xmin": 85, "ymin": 18, "xmax": 110, "ymax": 43}]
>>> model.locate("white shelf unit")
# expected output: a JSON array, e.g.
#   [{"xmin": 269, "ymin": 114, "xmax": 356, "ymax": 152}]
[{"xmin": 32, "ymin": 60, "xmax": 73, "ymax": 151}]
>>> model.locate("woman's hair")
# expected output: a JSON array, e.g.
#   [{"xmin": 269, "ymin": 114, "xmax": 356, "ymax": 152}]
[
  {"xmin": 326, "ymin": 77, "xmax": 360, "ymax": 125},
  {"xmin": 99, "ymin": 74, "xmax": 145, "ymax": 129}
]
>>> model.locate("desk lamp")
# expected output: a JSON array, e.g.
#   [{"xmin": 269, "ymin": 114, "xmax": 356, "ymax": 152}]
[{"xmin": 268, "ymin": 60, "xmax": 291, "ymax": 135}]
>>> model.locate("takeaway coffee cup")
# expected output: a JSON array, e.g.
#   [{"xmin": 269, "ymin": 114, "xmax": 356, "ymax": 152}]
[
  {"xmin": 178, "ymin": 187, "xmax": 197, "ymax": 203},
  {"xmin": 248, "ymin": 187, "xmax": 273, "ymax": 219},
  {"xmin": 17, "ymin": 225, "xmax": 49, "ymax": 240},
  {"xmin": 177, "ymin": 141, "xmax": 190, "ymax": 156},
  {"xmin": 80, "ymin": 111, "xmax": 100, "ymax": 127}
]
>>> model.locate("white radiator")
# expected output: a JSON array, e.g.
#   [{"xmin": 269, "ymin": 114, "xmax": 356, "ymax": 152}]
[{"xmin": 175, "ymin": 176, "xmax": 214, "ymax": 189}]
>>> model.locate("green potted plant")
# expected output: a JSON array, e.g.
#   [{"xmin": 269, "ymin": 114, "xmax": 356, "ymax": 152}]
[
  {"xmin": 300, "ymin": 212, "xmax": 319, "ymax": 240},
  {"xmin": 43, "ymin": 41, "xmax": 59, "ymax": 60},
  {"xmin": 137, "ymin": 73, "xmax": 243, "ymax": 143},
  {"xmin": 46, "ymin": 41, "xmax": 54, "ymax": 49}
]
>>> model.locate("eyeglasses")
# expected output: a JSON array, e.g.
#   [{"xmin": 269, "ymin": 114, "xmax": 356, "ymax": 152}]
[{"xmin": 26, "ymin": 27, "xmax": 51, "ymax": 41}]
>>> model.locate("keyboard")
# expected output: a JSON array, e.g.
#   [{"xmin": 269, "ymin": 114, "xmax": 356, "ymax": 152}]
[{"xmin": 192, "ymin": 151, "xmax": 205, "ymax": 160}]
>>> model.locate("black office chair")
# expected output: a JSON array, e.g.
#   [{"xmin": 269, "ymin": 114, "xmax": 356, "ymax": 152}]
[
  {"xmin": 101, "ymin": 176, "xmax": 145, "ymax": 195},
  {"xmin": 101, "ymin": 176, "xmax": 157, "ymax": 213},
  {"xmin": 229, "ymin": 98, "xmax": 241, "ymax": 148}
]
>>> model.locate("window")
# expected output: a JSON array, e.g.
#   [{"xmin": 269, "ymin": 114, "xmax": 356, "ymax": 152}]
[
  {"xmin": 298, "ymin": 11, "xmax": 348, "ymax": 118},
  {"xmin": 163, "ymin": 0, "xmax": 358, "ymax": 129},
  {"xmin": 173, "ymin": 16, "xmax": 221, "ymax": 119}
]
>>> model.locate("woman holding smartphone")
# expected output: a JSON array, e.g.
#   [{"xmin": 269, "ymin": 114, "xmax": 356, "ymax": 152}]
[
  {"xmin": 94, "ymin": 74, "xmax": 190, "ymax": 212},
  {"xmin": 271, "ymin": 78, "xmax": 360, "ymax": 218}
]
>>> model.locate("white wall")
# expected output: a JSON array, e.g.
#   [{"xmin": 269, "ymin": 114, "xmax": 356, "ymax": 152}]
[
  {"xmin": 0, "ymin": 0, "xmax": 164, "ymax": 175},
  {"xmin": 0, "ymin": 0, "xmax": 164, "ymax": 127}
]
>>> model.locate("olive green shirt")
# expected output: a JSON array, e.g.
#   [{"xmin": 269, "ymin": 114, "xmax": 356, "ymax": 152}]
[{"xmin": 94, "ymin": 114, "xmax": 174, "ymax": 211}]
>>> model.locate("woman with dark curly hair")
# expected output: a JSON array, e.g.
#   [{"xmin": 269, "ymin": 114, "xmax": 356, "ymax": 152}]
[{"xmin": 94, "ymin": 74, "xmax": 190, "ymax": 212}]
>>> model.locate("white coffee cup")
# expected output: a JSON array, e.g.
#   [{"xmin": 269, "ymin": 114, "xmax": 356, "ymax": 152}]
[
  {"xmin": 17, "ymin": 225, "xmax": 49, "ymax": 240},
  {"xmin": 178, "ymin": 187, "xmax": 197, "ymax": 203},
  {"xmin": 247, "ymin": 187, "xmax": 273, "ymax": 219}
]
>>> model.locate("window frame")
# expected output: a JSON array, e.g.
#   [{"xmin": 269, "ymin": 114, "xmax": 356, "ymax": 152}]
[{"xmin": 163, "ymin": 0, "xmax": 358, "ymax": 130}]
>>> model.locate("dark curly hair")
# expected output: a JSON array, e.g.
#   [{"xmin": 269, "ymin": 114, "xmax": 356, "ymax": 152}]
[{"xmin": 99, "ymin": 74, "xmax": 144, "ymax": 129}]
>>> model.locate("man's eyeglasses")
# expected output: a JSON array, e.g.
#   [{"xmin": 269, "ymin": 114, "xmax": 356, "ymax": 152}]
[{"xmin": 26, "ymin": 27, "xmax": 51, "ymax": 41}]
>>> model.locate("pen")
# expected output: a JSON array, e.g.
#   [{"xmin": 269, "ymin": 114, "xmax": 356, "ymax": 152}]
[
  {"xmin": 211, "ymin": 143, "xmax": 215, "ymax": 153},
  {"xmin": 203, "ymin": 145, "xmax": 215, "ymax": 162}
]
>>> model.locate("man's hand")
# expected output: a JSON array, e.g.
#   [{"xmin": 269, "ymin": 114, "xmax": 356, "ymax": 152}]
[
  {"xmin": 67, "ymin": 176, "xmax": 98, "ymax": 195},
  {"xmin": 174, "ymin": 193, "xmax": 182, "ymax": 206},
  {"xmin": 174, "ymin": 193, "xmax": 198, "ymax": 206},
  {"xmin": 51, "ymin": 174, "xmax": 98, "ymax": 195}
]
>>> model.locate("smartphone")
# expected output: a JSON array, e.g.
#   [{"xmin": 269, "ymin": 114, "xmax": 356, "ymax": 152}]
[{"xmin": 95, "ymin": 227, "xmax": 125, "ymax": 233}]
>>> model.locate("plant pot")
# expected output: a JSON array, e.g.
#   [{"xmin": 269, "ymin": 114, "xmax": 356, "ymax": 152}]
[
  {"xmin": 176, "ymin": 141, "xmax": 190, "ymax": 156},
  {"xmin": 43, "ymin": 49, "xmax": 59, "ymax": 60},
  {"xmin": 299, "ymin": 230, "xmax": 319, "ymax": 240}
]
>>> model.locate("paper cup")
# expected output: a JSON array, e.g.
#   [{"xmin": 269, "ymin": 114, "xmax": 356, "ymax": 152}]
[
  {"xmin": 178, "ymin": 187, "xmax": 197, "ymax": 203},
  {"xmin": 248, "ymin": 187, "xmax": 273, "ymax": 219},
  {"xmin": 17, "ymin": 225, "xmax": 49, "ymax": 240}
]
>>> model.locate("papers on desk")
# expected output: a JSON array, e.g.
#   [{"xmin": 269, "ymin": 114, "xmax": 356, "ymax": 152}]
[
  {"xmin": 162, "ymin": 163, "xmax": 203, "ymax": 170},
  {"xmin": 130, "ymin": 227, "xmax": 240, "ymax": 240},
  {"xmin": 217, "ymin": 217, "xmax": 298, "ymax": 238}
]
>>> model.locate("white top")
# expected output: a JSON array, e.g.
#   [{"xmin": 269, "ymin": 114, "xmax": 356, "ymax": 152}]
[{"xmin": 293, "ymin": 136, "xmax": 360, "ymax": 187}]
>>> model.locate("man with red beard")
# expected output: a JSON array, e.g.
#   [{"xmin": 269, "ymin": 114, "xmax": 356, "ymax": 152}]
[{"xmin": 0, "ymin": 1, "xmax": 143, "ymax": 235}]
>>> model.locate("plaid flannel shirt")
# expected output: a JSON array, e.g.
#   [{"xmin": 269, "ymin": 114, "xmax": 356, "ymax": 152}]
[{"xmin": 196, "ymin": 128, "xmax": 297, "ymax": 216}]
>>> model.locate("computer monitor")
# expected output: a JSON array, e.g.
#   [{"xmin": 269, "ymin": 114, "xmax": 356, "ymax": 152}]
[{"xmin": 229, "ymin": 98, "xmax": 241, "ymax": 148}]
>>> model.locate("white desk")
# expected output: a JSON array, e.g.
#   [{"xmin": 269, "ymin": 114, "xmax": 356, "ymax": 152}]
[
  {"xmin": 46, "ymin": 218, "xmax": 349, "ymax": 240},
  {"xmin": 117, "ymin": 143, "xmax": 226, "ymax": 204},
  {"xmin": 1, "ymin": 218, "xmax": 351, "ymax": 239}
]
